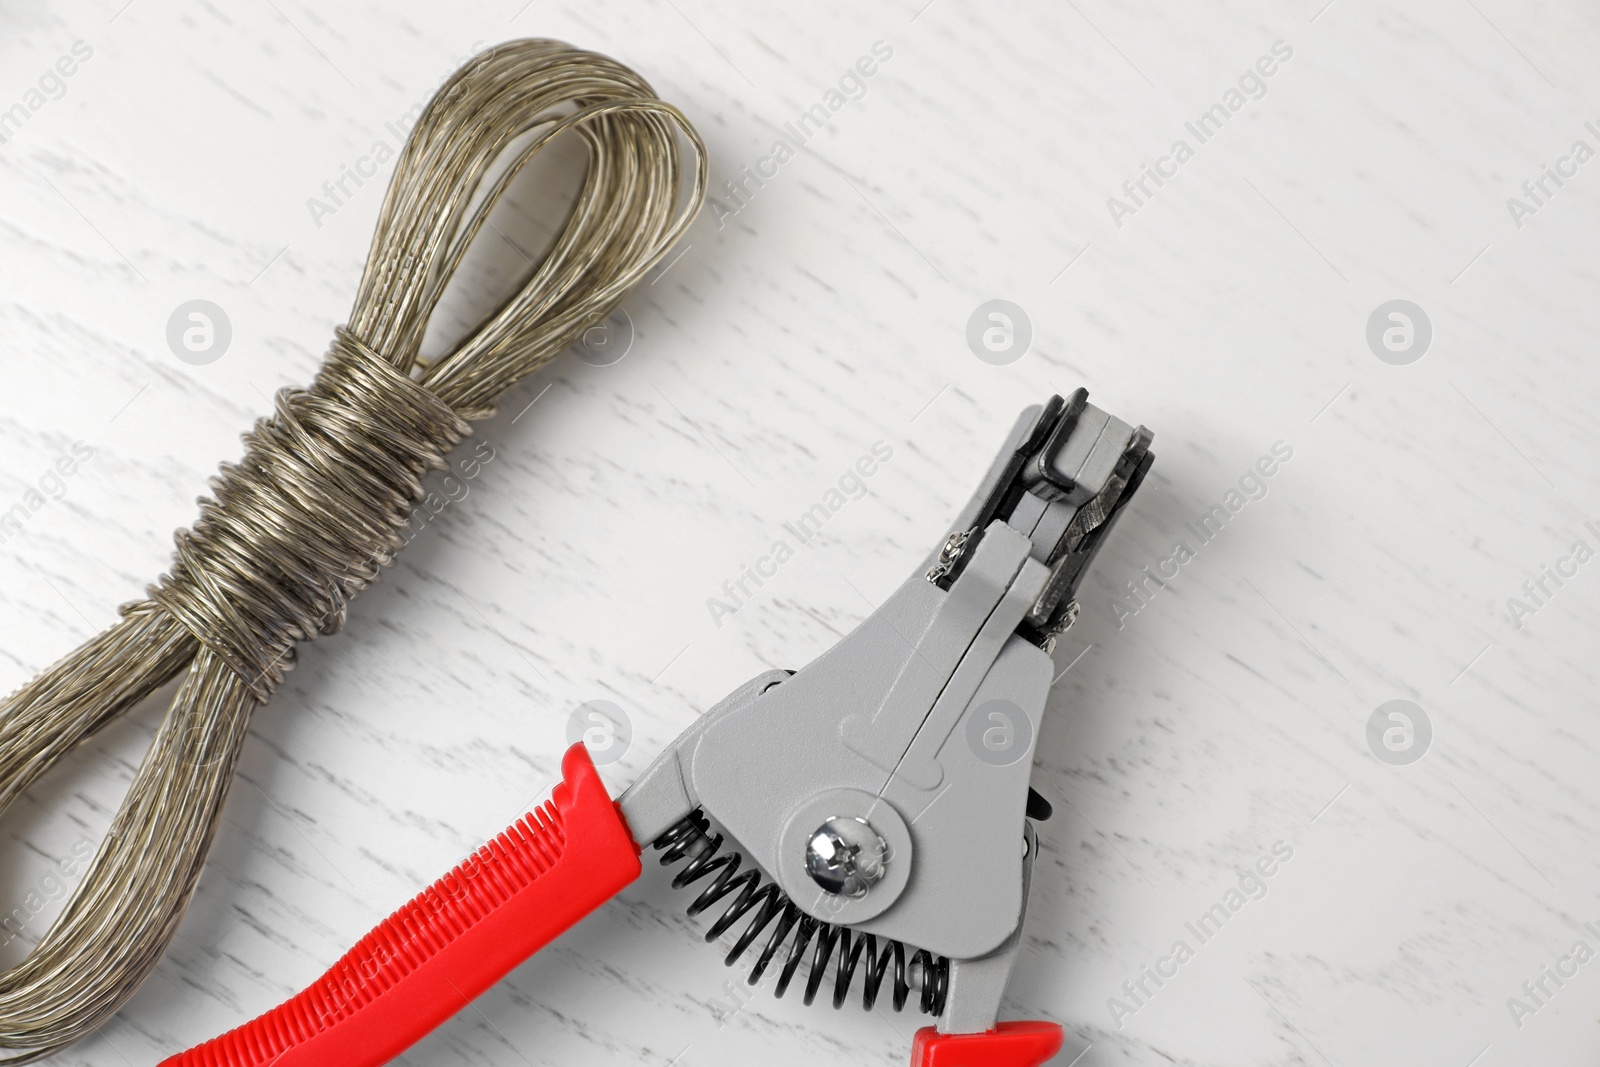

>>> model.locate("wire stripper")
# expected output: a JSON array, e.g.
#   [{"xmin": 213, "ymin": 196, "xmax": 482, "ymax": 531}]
[{"xmin": 162, "ymin": 389, "xmax": 1153, "ymax": 1067}]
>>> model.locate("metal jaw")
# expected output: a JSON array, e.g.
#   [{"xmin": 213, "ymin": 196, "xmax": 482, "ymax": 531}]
[{"xmin": 620, "ymin": 391, "xmax": 1152, "ymax": 1033}]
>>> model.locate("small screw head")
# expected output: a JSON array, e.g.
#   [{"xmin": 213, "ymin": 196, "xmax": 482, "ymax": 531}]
[{"xmin": 805, "ymin": 816, "xmax": 888, "ymax": 898}]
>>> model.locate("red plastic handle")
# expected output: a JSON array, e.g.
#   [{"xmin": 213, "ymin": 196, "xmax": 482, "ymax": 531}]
[
  {"xmin": 161, "ymin": 744, "xmax": 641, "ymax": 1067},
  {"xmin": 911, "ymin": 1021, "xmax": 1065, "ymax": 1067}
]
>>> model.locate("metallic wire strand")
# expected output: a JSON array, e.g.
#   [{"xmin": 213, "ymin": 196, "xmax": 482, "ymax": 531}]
[{"xmin": 0, "ymin": 38, "xmax": 705, "ymax": 1061}]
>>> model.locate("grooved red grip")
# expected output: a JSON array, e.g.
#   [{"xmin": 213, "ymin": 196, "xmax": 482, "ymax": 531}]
[
  {"xmin": 910, "ymin": 1021, "xmax": 1065, "ymax": 1067},
  {"xmin": 161, "ymin": 744, "xmax": 641, "ymax": 1067}
]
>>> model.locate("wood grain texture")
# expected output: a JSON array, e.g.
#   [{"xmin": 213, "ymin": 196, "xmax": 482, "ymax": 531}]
[{"xmin": 2, "ymin": 1, "xmax": 1599, "ymax": 1065}]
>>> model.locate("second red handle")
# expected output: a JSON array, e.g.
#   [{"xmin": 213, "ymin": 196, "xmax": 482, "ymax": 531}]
[{"xmin": 161, "ymin": 744, "xmax": 641, "ymax": 1067}]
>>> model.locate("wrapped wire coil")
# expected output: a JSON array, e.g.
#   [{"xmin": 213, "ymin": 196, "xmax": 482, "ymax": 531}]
[{"xmin": 0, "ymin": 38, "xmax": 705, "ymax": 1062}]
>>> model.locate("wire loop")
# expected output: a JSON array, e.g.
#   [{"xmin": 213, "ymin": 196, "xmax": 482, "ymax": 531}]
[{"xmin": 0, "ymin": 37, "xmax": 705, "ymax": 1061}]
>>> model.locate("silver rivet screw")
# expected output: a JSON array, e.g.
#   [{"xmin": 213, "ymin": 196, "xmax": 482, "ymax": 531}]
[{"xmin": 805, "ymin": 816, "xmax": 888, "ymax": 898}]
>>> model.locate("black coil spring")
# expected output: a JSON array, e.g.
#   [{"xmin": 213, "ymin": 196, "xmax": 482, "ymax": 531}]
[{"xmin": 653, "ymin": 811, "xmax": 949, "ymax": 1015}]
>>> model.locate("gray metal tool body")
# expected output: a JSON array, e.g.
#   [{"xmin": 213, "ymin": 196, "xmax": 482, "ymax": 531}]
[{"xmin": 621, "ymin": 390, "xmax": 1153, "ymax": 1035}]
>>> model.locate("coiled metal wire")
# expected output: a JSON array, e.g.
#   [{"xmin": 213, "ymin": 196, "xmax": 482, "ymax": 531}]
[{"xmin": 0, "ymin": 38, "xmax": 705, "ymax": 1062}]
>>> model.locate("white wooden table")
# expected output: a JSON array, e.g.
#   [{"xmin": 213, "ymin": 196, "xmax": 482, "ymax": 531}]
[{"xmin": 3, "ymin": 1, "xmax": 1599, "ymax": 1064}]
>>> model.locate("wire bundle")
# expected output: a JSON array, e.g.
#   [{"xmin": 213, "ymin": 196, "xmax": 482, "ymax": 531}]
[{"xmin": 0, "ymin": 38, "xmax": 705, "ymax": 1061}]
